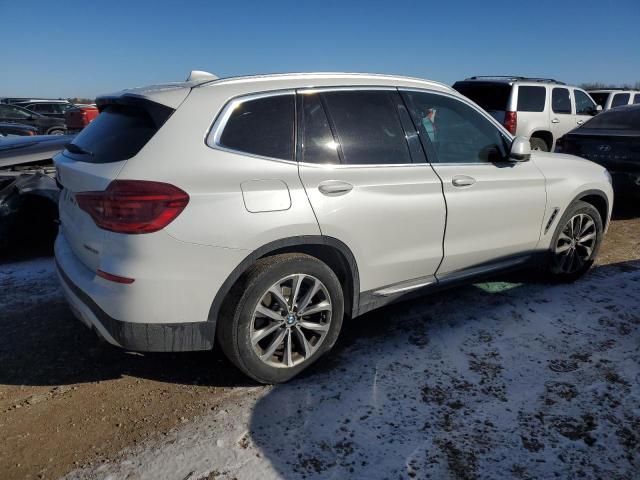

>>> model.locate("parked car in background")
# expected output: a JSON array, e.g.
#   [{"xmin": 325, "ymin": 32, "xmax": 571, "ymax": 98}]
[
  {"xmin": 54, "ymin": 71, "xmax": 613, "ymax": 383},
  {"xmin": 556, "ymin": 104, "xmax": 640, "ymax": 199},
  {"xmin": 587, "ymin": 89, "xmax": 640, "ymax": 110},
  {"xmin": 0, "ymin": 104, "xmax": 66, "ymax": 135},
  {"xmin": 0, "ymin": 122, "xmax": 37, "ymax": 136},
  {"xmin": 453, "ymin": 76, "xmax": 600, "ymax": 152},
  {"xmin": 15, "ymin": 100, "xmax": 73, "ymax": 119},
  {"xmin": 0, "ymin": 134, "xmax": 71, "ymax": 250},
  {"xmin": 64, "ymin": 104, "xmax": 99, "ymax": 134}
]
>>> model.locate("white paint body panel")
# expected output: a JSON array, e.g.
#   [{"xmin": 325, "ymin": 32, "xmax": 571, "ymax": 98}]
[
  {"xmin": 53, "ymin": 72, "xmax": 613, "ymax": 333},
  {"xmin": 432, "ymin": 160, "xmax": 547, "ymax": 274}
]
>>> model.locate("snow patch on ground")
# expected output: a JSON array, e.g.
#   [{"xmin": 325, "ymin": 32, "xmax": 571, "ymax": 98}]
[
  {"xmin": 0, "ymin": 257, "xmax": 60, "ymax": 309},
  {"xmin": 66, "ymin": 261, "xmax": 640, "ymax": 480}
]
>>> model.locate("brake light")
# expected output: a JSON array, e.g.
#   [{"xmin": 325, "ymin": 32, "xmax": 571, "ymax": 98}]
[
  {"xmin": 76, "ymin": 180, "xmax": 189, "ymax": 234},
  {"xmin": 504, "ymin": 111, "xmax": 517, "ymax": 135}
]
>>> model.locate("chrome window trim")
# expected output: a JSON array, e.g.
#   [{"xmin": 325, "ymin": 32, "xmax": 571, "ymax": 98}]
[{"xmin": 205, "ymin": 85, "xmax": 515, "ymax": 168}]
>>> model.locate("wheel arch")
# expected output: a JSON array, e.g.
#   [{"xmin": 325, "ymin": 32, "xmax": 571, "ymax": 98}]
[
  {"xmin": 575, "ymin": 189, "xmax": 610, "ymax": 230},
  {"xmin": 529, "ymin": 130, "xmax": 554, "ymax": 150},
  {"xmin": 208, "ymin": 236, "xmax": 360, "ymax": 328}
]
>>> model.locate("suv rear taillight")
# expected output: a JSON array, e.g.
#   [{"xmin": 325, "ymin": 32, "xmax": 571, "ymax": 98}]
[
  {"xmin": 76, "ymin": 180, "xmax": 189, "ymax": 234},
  {"xmin": 504, "ymin": 111, "xmax": 517, "ymax": 135}
]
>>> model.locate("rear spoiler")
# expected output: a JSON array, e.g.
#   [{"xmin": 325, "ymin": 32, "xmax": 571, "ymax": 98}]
[{"xmin": 95, "ymin": 94, "xmax": 175, "ymax": 129}]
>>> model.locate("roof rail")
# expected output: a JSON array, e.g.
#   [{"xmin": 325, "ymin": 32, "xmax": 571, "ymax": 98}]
[{"xmin": 466, "ymin": 75, "xmax": 565, "ymax": 85}]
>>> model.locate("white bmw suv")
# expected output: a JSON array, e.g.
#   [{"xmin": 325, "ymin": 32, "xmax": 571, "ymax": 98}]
[{"xmin": 54, "ymin": 72, "xmax": 613, "ymax": 383}]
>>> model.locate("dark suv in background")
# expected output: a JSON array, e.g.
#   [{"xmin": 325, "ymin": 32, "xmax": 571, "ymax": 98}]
[
  {"xmin": 0, "ymin": 103, "xmax": 66, "ymax": 135},
  {"xmin": 15, "ymin": 100, "xmax": 73, "ymax": 119}
]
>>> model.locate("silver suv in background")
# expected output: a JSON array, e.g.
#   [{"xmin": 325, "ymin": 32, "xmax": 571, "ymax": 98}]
[
  {"xmin": 453, "ymin": 76, "xmax": 600, "ymax": 151},
  {"xmin": 588, "ymin": 89, "xmax": 640, "ymax": 110}
]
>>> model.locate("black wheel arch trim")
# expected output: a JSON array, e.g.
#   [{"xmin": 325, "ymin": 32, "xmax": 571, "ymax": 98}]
[
  {"xmin": 570, "ymin": 188, "xmax": 610, "ymax": 229},
  {"xmin": 207, "ymin": 235, "xmax": 360, "ymax": 328}
]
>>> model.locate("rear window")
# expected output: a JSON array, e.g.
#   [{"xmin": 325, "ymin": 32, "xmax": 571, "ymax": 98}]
[
  {"xmin": 65, "ymin": 103, "xmax": 169, "ymax": 164},
  {"xmin": 589, "ymin": 92, "xmax": 610, "ymax": 107},
  {"xmin": 582, "ymin": 107, "xmax": 640, "ymax": 130},
  {"xmin": 452, "ymin": 82, "xmax": 511, "ymax": 112},
  {"xmin": 517, "ymin": 86, "xmax": 546, "ymax": 112},
  {"xmin": 611, "ymin": 93, "xmax": 630, "ymax": 108}
]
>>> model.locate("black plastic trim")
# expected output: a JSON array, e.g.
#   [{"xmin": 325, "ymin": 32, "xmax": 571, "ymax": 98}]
[
  {"xmin": 207, "ymin": 235, "xmax": 360, "ymax": 326},
  {"xmin": 56, "ymin": 260, "xmax": 215, "ymax": 352}
]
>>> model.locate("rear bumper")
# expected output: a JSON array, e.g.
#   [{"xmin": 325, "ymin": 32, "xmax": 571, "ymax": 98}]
[{"xmin": 56, "ymin": 258, "xmax": 216, "ymax": 352}]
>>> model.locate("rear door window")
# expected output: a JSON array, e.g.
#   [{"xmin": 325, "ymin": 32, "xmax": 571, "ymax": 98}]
[
  {"xmin": 552, "ymin": 88, "xmax": 572, "ymax": 114},
  {"xmin": 611, "ymin": 93, "xmax": 630, "ymax": 108},
  {"xmin": 217, "ymin": 94, "xmax": 295, "ymax": 161},
  {"xmin": 517, "ymin": 86, "xmax": 546, "ymax": 112},
  {"xmin": 633, "ymin": 94, "xmax": 640, "ymax": 104},
  {"xmin": 321, "ymin": 90, "xmax": 412, "ymax": 165},
  {"xmin": 65, "ymin": 103, "xmax": 170, "ymax": 164}
]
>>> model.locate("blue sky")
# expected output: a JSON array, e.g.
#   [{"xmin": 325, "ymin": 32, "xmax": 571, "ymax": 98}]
[{"xmin": 2, "ymin": 0, "xmax": 639, "ymax": 98}]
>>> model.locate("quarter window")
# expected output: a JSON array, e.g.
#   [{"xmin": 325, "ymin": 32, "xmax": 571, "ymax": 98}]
[
  {"xmin": 218, "ymin": 94, "xmax": 295, "ymax": 161},
  {"xmin": 574, "ymin": 90, "xmax": 596, "ymax": 115},
  {"xmin": 321, "ymin": 90, "xmax": 412, "ymax": 165},
  {"xmin": 400, "ymin": 91, "xmax": 508, "ymax": 164},
  {"xmin": 517, "ymin": 86, "xmax": 546, "ymax": 112},
  {"xmin": 552, "ymin": 88, "xmax": 571, "ymax": 114},
  {"xmin": 611, "ymin": 93, "xmax": 630, "ymax": 108}
]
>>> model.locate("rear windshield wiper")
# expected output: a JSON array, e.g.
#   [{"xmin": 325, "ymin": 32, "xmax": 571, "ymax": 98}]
[{"xmin": 65, "ymin": 143, "xmax": 93, "ymax": 156}]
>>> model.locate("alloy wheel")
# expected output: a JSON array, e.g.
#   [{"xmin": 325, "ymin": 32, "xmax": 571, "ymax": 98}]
[
  {"xmin": 250, "ymin": 274, "xmax": 332, "ymax": 368},
  {"xmin": 553, "ymin": 213, "xmax": 597, "ymax": 274}
]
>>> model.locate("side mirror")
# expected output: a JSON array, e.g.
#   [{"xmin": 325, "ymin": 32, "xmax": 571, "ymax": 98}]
[
  {"xmin": 596, "ymin": 105, "xmax": 603, "ymax": 113},
  {"xmin": 510, "ymin": 136, "xmax": 531, "ymax": 162}
]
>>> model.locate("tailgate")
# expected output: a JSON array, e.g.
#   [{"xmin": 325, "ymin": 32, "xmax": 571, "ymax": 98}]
[{"xmin": 54, "ymin": 96, "xmax": 175, "ymax": 272}]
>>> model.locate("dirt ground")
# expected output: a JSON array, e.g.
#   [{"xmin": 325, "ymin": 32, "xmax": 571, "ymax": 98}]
[{"xmin": 0, "ymin": 204, "xmax": 638, "ymax": 480}]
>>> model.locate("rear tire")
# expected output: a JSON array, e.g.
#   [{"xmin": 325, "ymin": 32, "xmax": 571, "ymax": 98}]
[
  {"xmin": 47, "ymin": 128, "xmax": 65, "ymax": 135},
  {"xmin": 217, "ymin": 253, "xmax": 344, "ymax": 384},
  {"xmin": 530, "ymin": 137, "xmax": 549, "ymax": 152},
  {"xmin": 542, "ymin": 200, "xmax": 603, "ymax": 282}
]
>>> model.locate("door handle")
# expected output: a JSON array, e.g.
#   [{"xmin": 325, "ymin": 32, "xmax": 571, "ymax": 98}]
[
  {"xmin": 577, "ymin": 120, "xmax": 584, "ymax": 125},
  {"xmin": 318, "ymin": 180, "xmax": 353, "ymax": 196},
  {"xmin": 452, "ymin": 175, "xmax": 476, "ymax": 187},
  {"xmin": 551, "ymin": 118, "xmax": 560, "ymax": 124}
]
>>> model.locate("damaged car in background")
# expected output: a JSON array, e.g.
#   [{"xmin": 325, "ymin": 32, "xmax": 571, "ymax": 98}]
[{"xmin": 0, "ymin": 134, "xmax": 73, "ymax": 250}]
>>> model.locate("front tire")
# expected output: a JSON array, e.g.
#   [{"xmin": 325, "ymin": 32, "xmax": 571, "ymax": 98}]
[
  {"xmin": 217, "ymin": 253, "xmax": 344, "ymax": 384},
  {"xmin": 543, "ymin": 200, "xmax": 603, "ymax": 282}
]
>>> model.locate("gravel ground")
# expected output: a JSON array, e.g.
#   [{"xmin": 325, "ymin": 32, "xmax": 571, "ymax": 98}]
[{"xmin": 0, "ymin": 206, "xmax": 638, "ymax": 480}]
